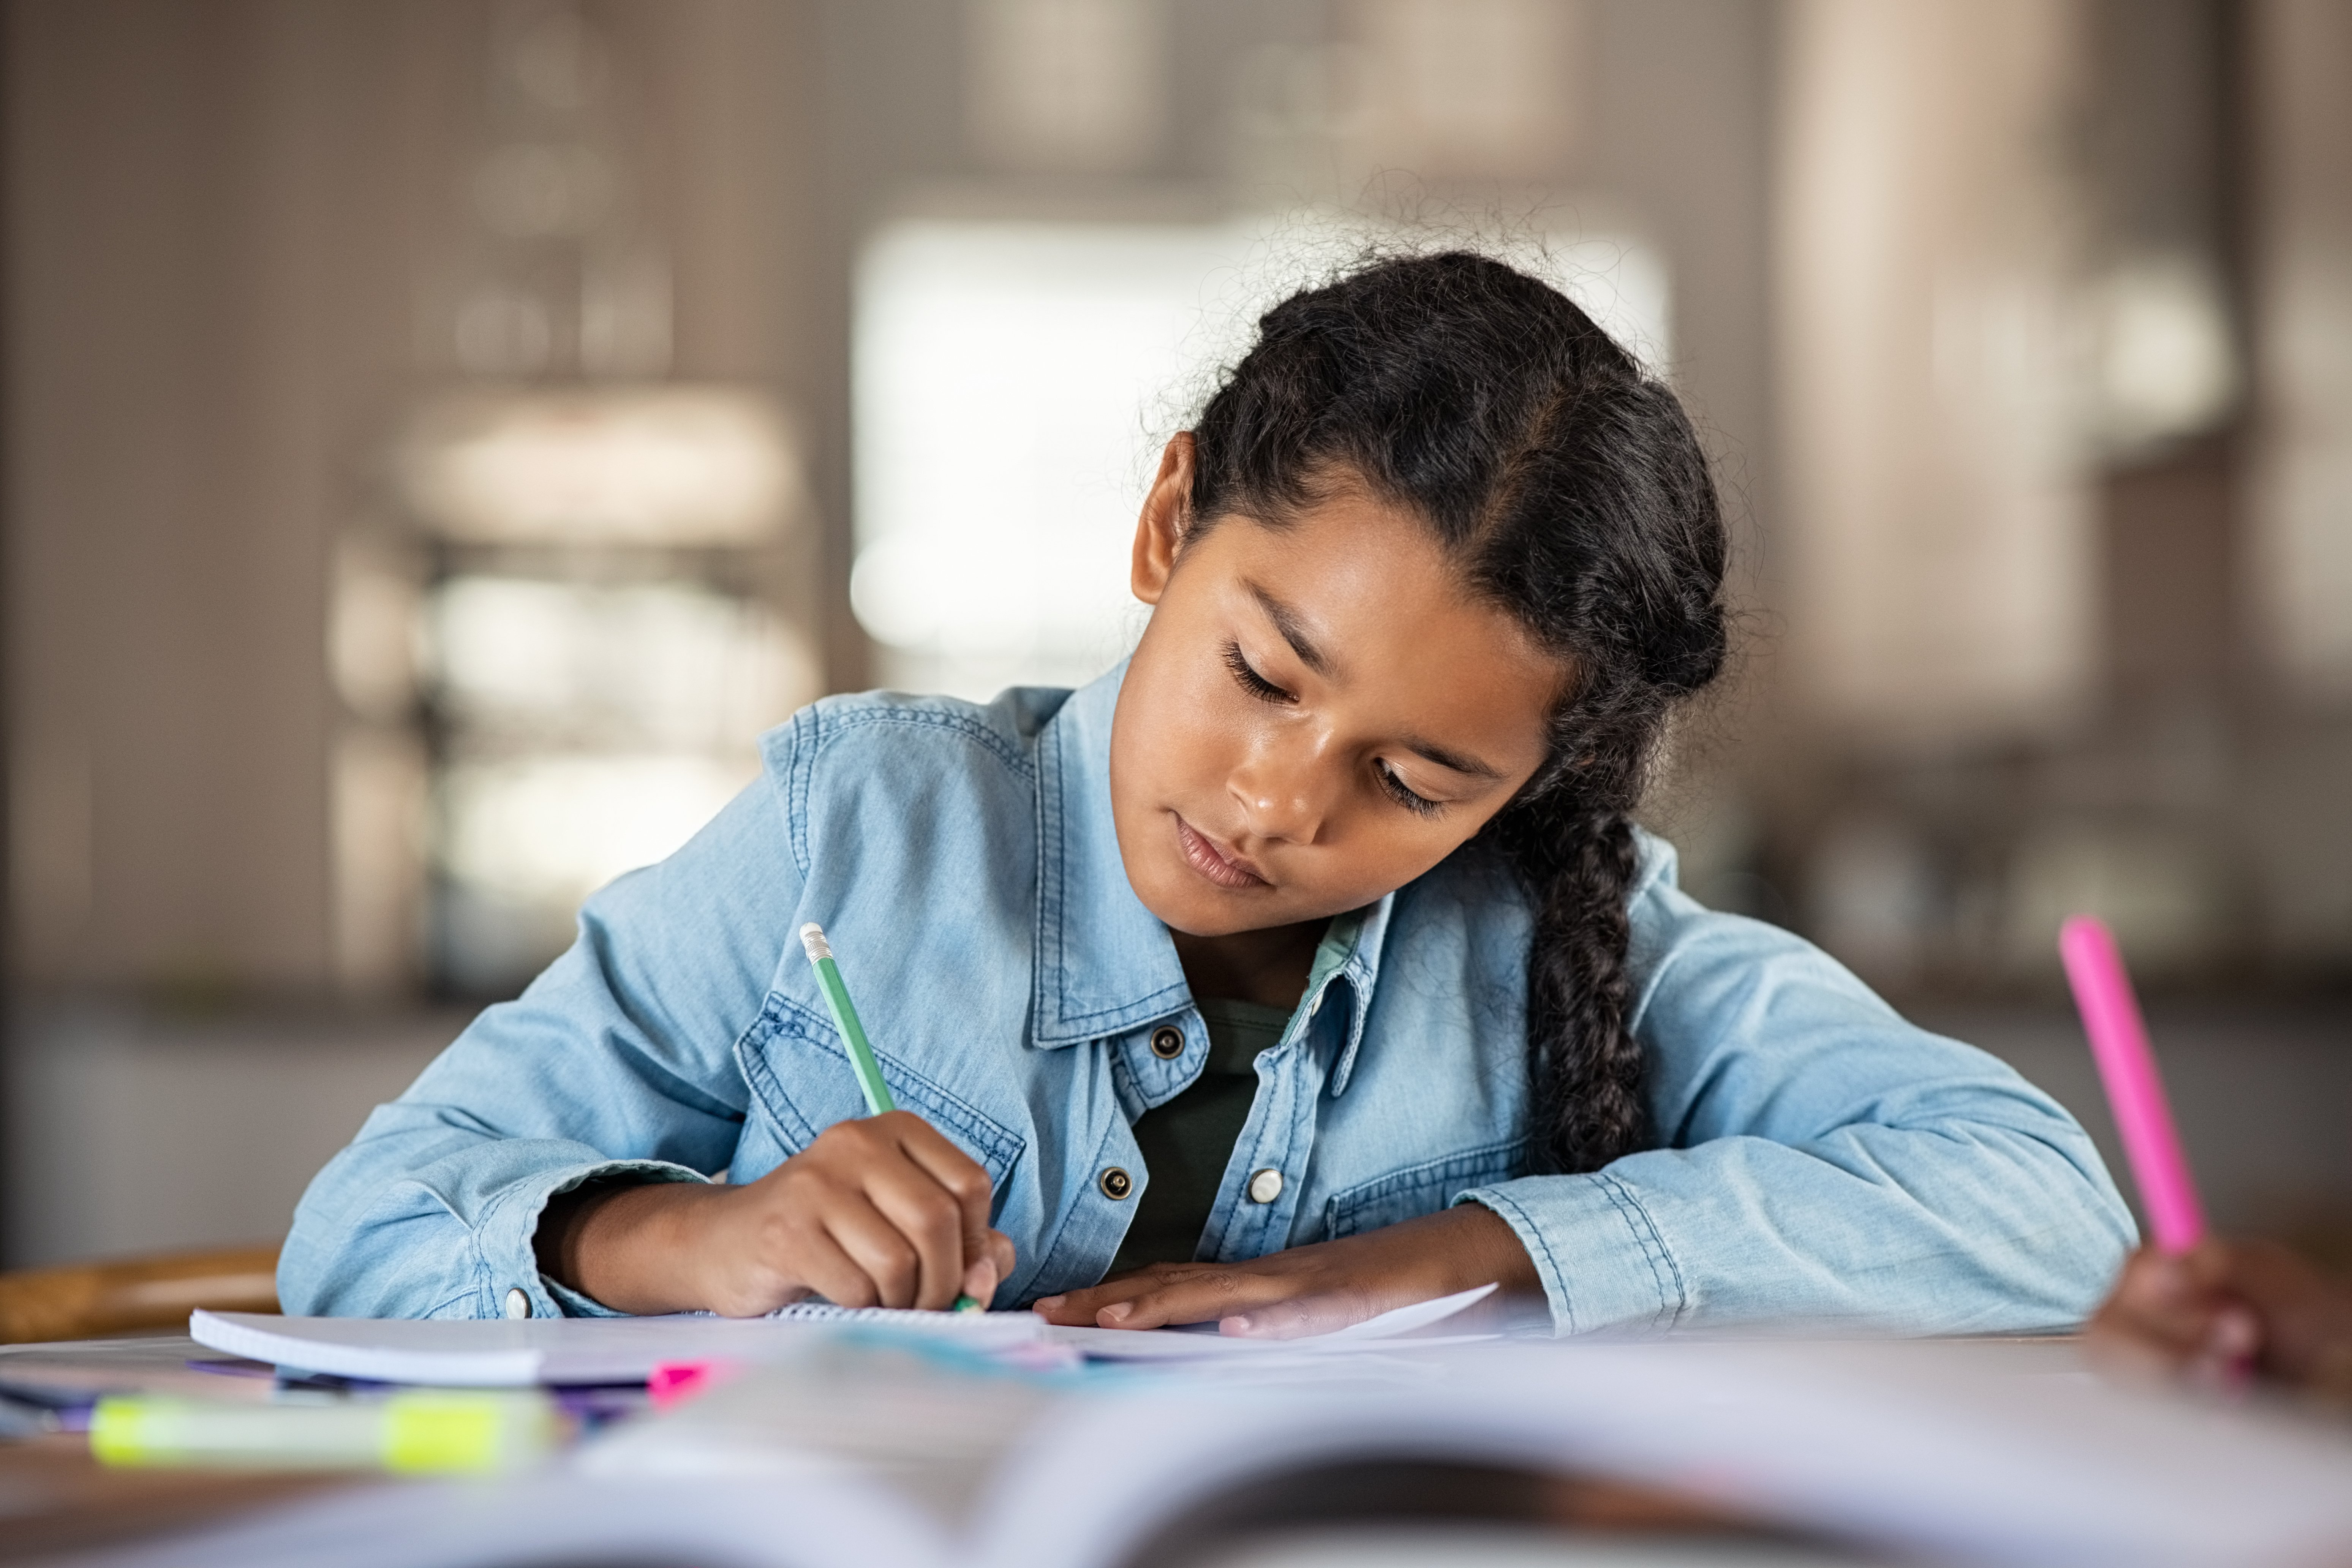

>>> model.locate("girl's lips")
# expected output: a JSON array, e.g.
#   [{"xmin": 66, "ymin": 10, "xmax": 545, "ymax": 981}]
[{"xmin": 1173, "ymin": 814, "xmax": 1268, "ymax": 890}]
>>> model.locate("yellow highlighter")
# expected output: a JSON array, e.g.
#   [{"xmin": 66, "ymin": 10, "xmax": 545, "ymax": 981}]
[{"xmin": 89, "ymin": 1391, "xmax": 558, "ymax": 1473}]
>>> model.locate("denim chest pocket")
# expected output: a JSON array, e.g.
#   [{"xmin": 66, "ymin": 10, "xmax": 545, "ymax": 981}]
[
  {"xmin": 1323, "ymin": 1138, "xmax": 1527, "ymax": 1240},
  {"xmin": 734, "ymin": 992, "xmax": 1027, "ymax": 1192}
]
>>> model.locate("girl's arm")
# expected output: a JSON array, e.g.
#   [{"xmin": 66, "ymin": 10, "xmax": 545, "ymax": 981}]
[
  {"xmin": 1041, "ymin": 844, "xmax": 2135, "ymax": 1337},
  {"xmin": 1454, "ymin": 867, "xmax": 2137, "ymax": 1334},
  {"xmin": 278, "ymin": 768, "xmax": 798, "ymax": 1320}
]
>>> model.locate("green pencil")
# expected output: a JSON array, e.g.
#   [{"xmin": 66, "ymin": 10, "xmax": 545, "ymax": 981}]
[{"xmin": 799, "ymin": 922, "xmax": 983, "ymax": 1313}]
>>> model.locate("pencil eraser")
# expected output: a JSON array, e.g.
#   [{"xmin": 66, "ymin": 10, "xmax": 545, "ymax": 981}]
[{"xmin": 799, "ymin": 923, "xmax": 830, "ymax": 961}]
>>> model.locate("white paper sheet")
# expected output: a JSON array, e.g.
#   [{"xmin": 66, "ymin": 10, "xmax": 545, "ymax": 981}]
[{"xmin": 1039, "ymin": 1283, "xmax": 1500, "ymax": 1359}]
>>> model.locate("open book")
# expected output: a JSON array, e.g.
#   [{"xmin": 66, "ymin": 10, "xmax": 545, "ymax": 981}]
[{"xmin": 92, "ymin": 1333, "xmax": 2352, "ymax": 1568}]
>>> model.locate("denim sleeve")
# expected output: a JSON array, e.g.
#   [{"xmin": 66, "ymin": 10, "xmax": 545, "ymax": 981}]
[
  {"xmin": 1458, "ymin": 865, "xmax": 2137, "ymax": 1337},
  {"xmin": 278, "ymin": 763, "xmax": 802, "ymax": 1320}
]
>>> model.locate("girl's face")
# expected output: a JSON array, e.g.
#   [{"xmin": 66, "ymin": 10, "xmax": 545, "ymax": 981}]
[{"xmin": 1111, "ymin": 438, "xmax": 1566, "ymax": 939}]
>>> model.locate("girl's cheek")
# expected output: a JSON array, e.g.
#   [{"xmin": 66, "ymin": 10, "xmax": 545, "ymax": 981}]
[{"xmin": 1136, "ymin": 675, "xmax": 1245, "ymax": 809}]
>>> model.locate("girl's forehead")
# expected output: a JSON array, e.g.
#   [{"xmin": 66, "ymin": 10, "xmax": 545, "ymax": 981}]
[
  {"xmin": 1203, "ymin": 503, "xmax": 1557, "ymax": 665},
  {"xmin": 1188, "ymin": 503, "xmax": 1566, "ymax": 745}
]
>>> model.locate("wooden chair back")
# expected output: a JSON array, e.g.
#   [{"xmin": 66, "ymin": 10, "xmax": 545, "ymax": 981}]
[{"xmin": 0, "ymin": 1245, "xmax": 280, "ymax": 1344}]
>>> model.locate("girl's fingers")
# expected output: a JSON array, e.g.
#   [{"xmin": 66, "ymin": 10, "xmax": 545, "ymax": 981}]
[
  {"xmin": 822, "ymin": 1193, "xmax": 925, "ymax": 1308},
  {"xmin": 2102, "ymin": 1251, "xmax": 2209, "ymax": 1345},
  {"xmin": 883, "ymin": 1113, "xmax": 1001, "ymax": 1307},
  {"xmin": 889, "ymin": 1115, "xmax": 998, "ymax": 1234},
  {"xmin": 862, "ymin": 1159, "xmax": 971, "ymax": 1310},
  {"xmin": 1086, "ymin": 1268, "xmax": 1307, "ymax": 1330},
  {"xmin": 1031, "ymin": 1265, "xmax": 1214, "ymax": 1325},
  {"xmin": 2185, "ymin": 1303, "xmax": 2263, "ymax": 1390},
  {"xmin": 2090, "ymin": 1246, "xmax": 2241, "ymax": 1380},
  {"xmin": 785, "ymin": 1223, "xmax": 891, "ymax": 1315},
  {"xmin": 2207, "ymin": 1302, "xmax": 2262, "ymax": 1361},
  {"xmin": 1218, "ymin": 1288, "xmax": 1380, "ymax": 1339},
  {"xmin": 964, "ymin": 1229, "xmax": 1018, "ymax": 1306}
]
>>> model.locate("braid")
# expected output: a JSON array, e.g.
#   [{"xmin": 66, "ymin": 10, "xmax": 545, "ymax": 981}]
[
  {"xmin": 1493, "ymin": 674, "xmax": 1667, "ymax": 1173},
  {"xmin": 1187, "ymin": 249, "xmax": 1729, "ymax": 1179},
  {"xmin": 1514, "ymin": 803, "xmax": 1644, "ymax": 1173}
]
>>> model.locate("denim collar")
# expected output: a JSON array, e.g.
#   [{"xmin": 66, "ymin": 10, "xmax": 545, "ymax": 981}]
[{"xmin": 1031, "ymin": 664, "xmax": 1395, "ymax": 1094}]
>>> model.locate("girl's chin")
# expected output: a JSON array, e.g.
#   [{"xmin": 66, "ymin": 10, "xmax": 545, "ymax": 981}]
[
  {"xmin": 1141, "ymin": 882, "xmax": 1243, "ymax": 936},
  {"xmin": 1133, "ymin": 866, "xmax": 1275, "ymax": 937}
]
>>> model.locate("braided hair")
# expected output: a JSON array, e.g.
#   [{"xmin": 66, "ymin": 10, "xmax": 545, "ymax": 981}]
[{"xmin": 1185, "ymin": 251, "xmax": 1729, "ymax": 1174}]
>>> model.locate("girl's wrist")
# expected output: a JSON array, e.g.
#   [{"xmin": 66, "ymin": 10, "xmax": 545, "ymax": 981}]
[
  {"xmin": 545, "ymin": 1179, "xmax": 727, "ymax": 1315},
  {"xmin": 1436, "ymin": 1202, "xmax": 1542, "ymax": 1295}
]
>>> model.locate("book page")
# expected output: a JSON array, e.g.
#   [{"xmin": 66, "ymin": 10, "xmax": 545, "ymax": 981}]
[{"xmin": 970, "ymin": 1339, "xmax": 2352, "ymax": 1568}]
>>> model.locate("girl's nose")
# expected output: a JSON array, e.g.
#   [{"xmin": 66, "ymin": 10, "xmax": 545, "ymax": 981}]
[{"xmin": 1229, "ymin": 737, "xmax": 1337, "ymax": 845}]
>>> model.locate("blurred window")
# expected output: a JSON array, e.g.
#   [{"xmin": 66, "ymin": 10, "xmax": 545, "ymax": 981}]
[
  {"xmin": 329, "ymin": 7, "xmax": 824, "ymax": 1000},
  {"xmin": 851, "ymin": 218, "xmax": 1668, "ymax": 700},
  {"xmin": 965, "ymin": 0, "xmax": 1167, "ymax": 173},
  {"xmin": 397, "ymin": 388, "xmax": 793, "ymax": 545},
  {"xmin": 386, "ymin": 385, "xmax": 815, "ymax": 996}
]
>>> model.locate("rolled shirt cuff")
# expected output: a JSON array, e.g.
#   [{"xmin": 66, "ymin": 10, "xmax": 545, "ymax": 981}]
[
  {"xmin": 1454, "ymin": 1171, "xmax": 1688, "ymax": 1336},
  {"xmin": 477, "ymin": 1158, "xmax": 711, "ymax": 1321}
]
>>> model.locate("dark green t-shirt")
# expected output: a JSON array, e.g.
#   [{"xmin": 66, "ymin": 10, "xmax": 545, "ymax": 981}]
[{"xmin": 1106, "ymin": 997, "xmax": 1290, "ymax": 1276}]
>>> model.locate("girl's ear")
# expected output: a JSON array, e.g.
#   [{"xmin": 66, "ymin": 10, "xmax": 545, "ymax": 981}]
[{"xmin": 1131, "ymin": 433, "xmax": 1195, "ymax": 607}]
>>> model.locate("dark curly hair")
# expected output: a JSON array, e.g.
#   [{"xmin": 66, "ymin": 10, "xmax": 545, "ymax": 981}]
[{"xmin": 1185, "ymin": 251, "xmax": 1729, "ymax": 1175}]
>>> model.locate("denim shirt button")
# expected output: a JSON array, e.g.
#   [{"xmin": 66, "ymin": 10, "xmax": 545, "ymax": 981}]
[
  {"xmin": 1149, "ymin": 1026, "xmax": 1184, "ymax": 1060},
  {"xmin": 1099, "ymin": 1166, "xmax": 1133, "ymax": 1200},
  {"xmin": 1246, "ymin": 1168, "xmax": 1283, "ymax": 1204},
  {"xmin": 503, "ymin": 1287, "xmax": 532, "ymax": 1320}
]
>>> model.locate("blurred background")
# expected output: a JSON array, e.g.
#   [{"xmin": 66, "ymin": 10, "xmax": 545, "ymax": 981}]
[{"xmin": 2, "ymin": 0, "xmax": 2346, "ymax": 1271}]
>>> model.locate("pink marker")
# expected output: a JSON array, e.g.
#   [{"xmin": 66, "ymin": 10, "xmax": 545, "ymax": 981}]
[
  {"xmin": 2059, "ymin": 915, "xmax": 2206, "ymax": 1253},
  {"xmin": 646, "ymin": 1359, "xmax": 742, "ymax": 1409}
]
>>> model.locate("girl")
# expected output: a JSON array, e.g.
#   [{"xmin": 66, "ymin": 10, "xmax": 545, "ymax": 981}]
[{"xmin": 284, "ymin": 253, "xmax": 2132, "ymax": 1336}]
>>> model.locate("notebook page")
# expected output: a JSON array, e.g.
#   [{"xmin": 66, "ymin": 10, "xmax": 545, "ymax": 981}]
[{"xmin": 768, "ymin": 1303, "xmax": 1032, "ymax": 1328}]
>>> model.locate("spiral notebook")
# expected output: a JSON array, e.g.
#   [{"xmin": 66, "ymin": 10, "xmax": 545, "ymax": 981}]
[
  {"xmin": 187, "ymin": 1304, "xmax": 1043, "ymax": 1387},
  {"xmin": 188, "ymin": 1285, "xmax": 1498, "ymax": 1385}
]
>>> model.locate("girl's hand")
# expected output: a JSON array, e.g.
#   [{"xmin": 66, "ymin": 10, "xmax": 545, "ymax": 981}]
[
  {"xmin": 2088, "ymin": 1238, "xmax": 2352, "ymax": 1400},
  {"xmin": 539, "ymin": 1111, "xmax": 1016, "ymax": 1317},
  {"xmin": 2086, "ymin": 1241, "xmax": 2262, "ymax": 1390},
  {"xmin": 1029, "ymin": 1205, "xmax": 1539, "ymax": 1337}
]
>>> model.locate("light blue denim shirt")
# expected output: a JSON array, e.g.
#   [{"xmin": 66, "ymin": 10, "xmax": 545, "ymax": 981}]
[{"xmin": 283, "ymin": 667, "xmax": 2134, "ymax": 1332}]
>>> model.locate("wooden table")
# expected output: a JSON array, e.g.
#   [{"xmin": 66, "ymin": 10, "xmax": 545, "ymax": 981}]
[
  {"xmin": 0, "ymin": 1333, "xmax": 386, "ymax": 1562},
  {"xmin": 0, "ymin": 1432, "xmax": 372, "ymax": 1564}
]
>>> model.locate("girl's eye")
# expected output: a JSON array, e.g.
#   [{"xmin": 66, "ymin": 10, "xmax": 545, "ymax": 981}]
[
  {"xmin": 1376, "ymin": 760, "xmax": 1445, "ymax": 819},
  {"xmin": 1222, "ymin": 642, "xmax": 1295, "ymax": 704}
]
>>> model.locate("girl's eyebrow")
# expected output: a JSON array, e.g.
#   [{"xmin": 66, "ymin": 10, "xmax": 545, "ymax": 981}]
[
  {"xmin": 1246, "ymin": 582, "xmax": 1333, "ymax": 678},
  {"xmin": 1245, "ymin": 579, "xmax": 1503, "ymax": 782},
  {"xmin": 1402, "ymin": 735, "xmax": 1504, "ymax": 781}
]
